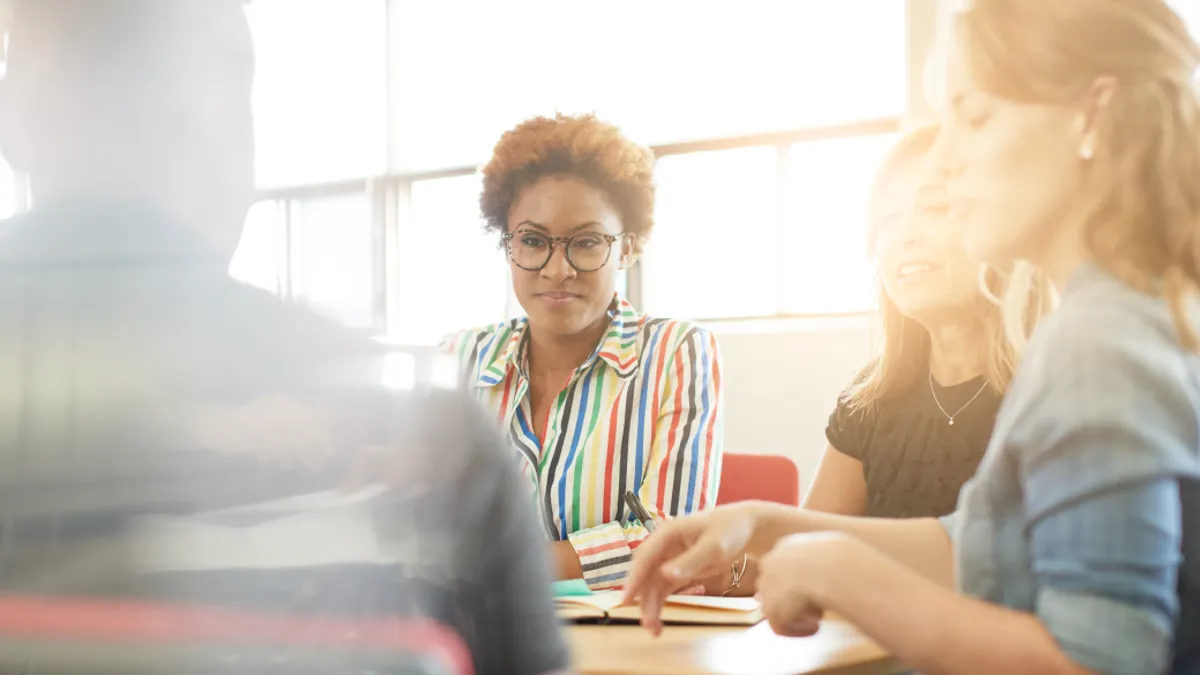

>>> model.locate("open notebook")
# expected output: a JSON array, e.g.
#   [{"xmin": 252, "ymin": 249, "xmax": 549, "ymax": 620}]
[{"xmin": 556, "ymin": 590, "xmax": 761, "ymax": 625}]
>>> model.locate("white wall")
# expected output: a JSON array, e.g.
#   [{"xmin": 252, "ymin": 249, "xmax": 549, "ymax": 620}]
[{"xmin": 711, "ymin": 317, "xmax": 872, "ymax": 494}]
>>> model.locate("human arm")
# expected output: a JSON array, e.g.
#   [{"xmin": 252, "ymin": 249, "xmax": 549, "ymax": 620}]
[
  {"xmin": 759, "ymin": 305, "xmax": 1196, "ymax": 675},
  {"xmin": 755, "ymin": 474, "xmax": 1182, "ymax": 675},
  {"xmin": 623, "ymin": 500, "xmax": 954, "ymax": 630},
  {"xmin": 805, "ymin": 387, "xmax": 875, "ymax": 515},
  {"xmin": 997, "ymin": 309, "xmax": 1192, "ymax": 675},
  {"xmin": 801, "ymin": 445, "xmax": 868, "ymax": 515},
  {"xmin": 567, "ymin": 326, "xmax": 724, "ymax": 589},
  {"xmin": 550, "ymin": 540, "xmax": 584, "ymax": 580},
  {"xmin": 215, "ymin": 388, "xmax": 572, "ymax": 675},
  {"xmin": 755, "ymin": 532, "xmax": 1094, "ymax": 675},
  {"xmin": 440, "ymin": 393, "xmax": 572, "ymax": 675},
  {"xmin": 623, "ymin": 497, "xmax": 955, "ymax": 595}
]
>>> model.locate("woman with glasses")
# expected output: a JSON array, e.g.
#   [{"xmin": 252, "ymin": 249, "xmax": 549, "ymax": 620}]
[
  {"xmin": 803, "ymin": 125, "xmax": 1053, "ymax": 519},
  {"xmin": 626, "ymin": 1, "xmax": 1199, "ymax": 673},
  {"xmin": 442, "ymin": 114, "xmax": 726, "ymax": 592}
]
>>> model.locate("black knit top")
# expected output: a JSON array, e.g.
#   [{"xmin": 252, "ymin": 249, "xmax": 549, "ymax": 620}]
[{"xmin": 824, "ymin": 375, "xmax": 1000, "ymax": 519}]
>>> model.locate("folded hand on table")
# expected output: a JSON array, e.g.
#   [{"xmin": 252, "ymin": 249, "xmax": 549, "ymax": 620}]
[{"xmin": 755, "ymin": 532, "xmax": 865, "ymax": 637}]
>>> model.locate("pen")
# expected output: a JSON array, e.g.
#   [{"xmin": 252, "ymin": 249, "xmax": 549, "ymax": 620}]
[{"xmin": 623, "ymin": 490, "xmax": 658, "ymax": 533}]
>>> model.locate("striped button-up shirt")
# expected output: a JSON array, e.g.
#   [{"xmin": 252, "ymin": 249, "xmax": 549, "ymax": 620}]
[{"xmin": 442, "ymin": 296, "xmax": 724, "ymax": 589}]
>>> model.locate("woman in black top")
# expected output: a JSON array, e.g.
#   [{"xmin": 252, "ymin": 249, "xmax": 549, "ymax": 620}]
[{"xmin": 803, "ymin": 125, "xmax": 1055, "ymax": 518}]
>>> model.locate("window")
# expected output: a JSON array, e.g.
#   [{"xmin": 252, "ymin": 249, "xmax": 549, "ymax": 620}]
[
  {"xmin": 229, "ymin": 195, "xmax": 377, "ymax": 329},
  {"xmin": 241, "ymin": 0, "xmax": 915, "ymax": 326},
  {"xmin": 0, "ymin": 160, "xmax": 15, "ymax": 220},
  {"xmin": 229, "ymin": 200, "xmax": 286, "ymax": 293},
  {"xmin": 784, "ymin": 134, "xmax": 898, "ymax": 314},
  {"xmin": 641, "ymin": 133, "xmax": 897, "ymax": 320},
  {"xmin": 247, "ymin": 0, "xmax": 388, "ymax": 188},
  {"xmin": 389, "ymin": 0, "xmax": 906, "ymax": 172},
  {"xmin": 642, "ymin": 147, "xmax": 779, "ymax": 319},
  {"xmin": 290, "ymin": 193, "xmax": 376, "ymax": 328},
  {"xmin": 1173, "ymin": 0, "xmax": 1200, "ymax": 43},
  {"xmin": 393, "ymin": 174, "xmax": 510, "ymax": 345}
]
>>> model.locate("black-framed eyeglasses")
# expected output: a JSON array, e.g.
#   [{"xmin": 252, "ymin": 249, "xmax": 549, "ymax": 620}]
[{"xmin": 502, "ymin": 230, "xmax": 625, "ymax": 273}]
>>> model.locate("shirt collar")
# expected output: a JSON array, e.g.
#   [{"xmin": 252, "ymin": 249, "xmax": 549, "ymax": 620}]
[{"xmin": 476, "ymin": 295, "xmax": 642, "ymax": 387}]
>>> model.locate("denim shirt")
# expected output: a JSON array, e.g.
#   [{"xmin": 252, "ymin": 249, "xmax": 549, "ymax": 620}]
[{"xmin": 942, "ymin": 264, "xmax": 1199, "ymax": 675}]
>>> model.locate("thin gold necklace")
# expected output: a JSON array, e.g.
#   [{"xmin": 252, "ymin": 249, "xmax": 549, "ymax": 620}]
[{"xmin": 928, "ymin": 372, "xmax": 987, "ymax": 426}]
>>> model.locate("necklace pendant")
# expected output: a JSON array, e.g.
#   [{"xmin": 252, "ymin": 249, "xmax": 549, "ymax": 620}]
[{"xmin": 948, "ymin": 418, "xmax": 955, "ymax": 426}]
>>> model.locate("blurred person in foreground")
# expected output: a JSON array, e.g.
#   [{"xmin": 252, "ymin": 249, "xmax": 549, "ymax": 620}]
[{"xmin": 0, "ymin": 1, "xmax": 568, "ymax": 674}]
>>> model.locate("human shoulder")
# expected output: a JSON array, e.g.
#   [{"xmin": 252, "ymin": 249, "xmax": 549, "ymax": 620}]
[
  {"xmin": 1000, "ymin": 265, "xmax": 1200, "ymax": 504},
  {"xmin": 438, "ymin": 318, "xmax": 525, "ymax": 375},
  {"xmin": 825, "ymin": 363, "xmax": 923, "ymax": 461},
  {"xmin": 638, "ymin": 315, "xmax": 721, "ymax": 362},
  {"xmin": 1018, "ymin": 265, "xmax": 1192, "ymax": 399},
  {"xmin": 221, "ymin": 279, "xmax": 385, "ymax": 357}
]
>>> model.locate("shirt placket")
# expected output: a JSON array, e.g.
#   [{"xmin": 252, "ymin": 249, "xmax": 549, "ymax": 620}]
[{"xmin": 535, "ymin": 362, "xmax": 596, "ymax": 539}]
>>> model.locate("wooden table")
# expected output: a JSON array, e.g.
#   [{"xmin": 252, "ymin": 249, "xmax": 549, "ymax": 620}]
[{"xmin": 567, "ymin": 619, "xmax": 905, "ymax": 675}]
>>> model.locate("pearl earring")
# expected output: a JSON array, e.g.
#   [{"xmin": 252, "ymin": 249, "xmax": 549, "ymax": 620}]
[{"xmin": 1079, "ymin": 144, "xmax": 1094, "ymax": 161}]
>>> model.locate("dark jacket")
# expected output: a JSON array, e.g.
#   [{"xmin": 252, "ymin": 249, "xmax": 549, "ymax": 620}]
[{"xmin": 0, "ymin": 201, "xmax": 568, "ymax": 675}]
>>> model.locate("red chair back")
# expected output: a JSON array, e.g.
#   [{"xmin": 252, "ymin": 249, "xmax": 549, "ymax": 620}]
[{"xmin": 716, "ymin": 453, "xmax": 800, "ymax": 506}]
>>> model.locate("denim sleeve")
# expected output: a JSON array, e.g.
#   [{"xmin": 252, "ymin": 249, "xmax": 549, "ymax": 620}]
[
  {"xmin": 1029, "ymin": 478, "xmax": 1181, "ymax": 675},
  {"xmin": 938, "ymin": 510, "xmax": 959, "ymax": 544},
  {"xmin": 1012, "ymin": 301, "xmax": 1197, "ymax": 675}
]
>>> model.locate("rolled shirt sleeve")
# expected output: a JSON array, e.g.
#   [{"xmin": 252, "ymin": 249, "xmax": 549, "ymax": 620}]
[
  {"xmin": 1029, "ymin": 479, "xmax": 1181, "ymax": 675},
  {"xmin": 1010, "ymin": 297, "xmax": 1197, "ymax": 675}
]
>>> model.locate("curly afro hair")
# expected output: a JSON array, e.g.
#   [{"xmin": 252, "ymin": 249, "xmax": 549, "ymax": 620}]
[{"xmin": 480, "ymin": 113, "xmax": 656, "ymax": 254}]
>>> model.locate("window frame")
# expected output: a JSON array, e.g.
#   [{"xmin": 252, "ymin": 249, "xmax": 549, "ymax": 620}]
[
  {"xmin": 253, "ymin": 117, "xmax": 903, "ymax": 331},
  {"xmin": 639, "ymin": 118, "xmax": 900, "ymax": 320},
  {"xmin": 237, "ymin": 0, "xmax": 942, "ymax": 335},
  {"xmin": 247, "ymin": 179, "xmax": 384, "ymax": 330}
]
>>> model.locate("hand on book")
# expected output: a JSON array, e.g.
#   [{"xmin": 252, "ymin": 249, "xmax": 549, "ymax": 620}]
[
  {"xmin": 623, "ymin": 502, "xmax": 763, "ymax": 635},
  {"xmin": 679, "ymin": 562, "xmax": 748, "ymax": 598}
]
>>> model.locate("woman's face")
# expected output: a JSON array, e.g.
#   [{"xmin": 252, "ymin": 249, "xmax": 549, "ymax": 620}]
[
  {"xmin": 934, "ymin": 43, "xmax": 1087, "ymax": 270},
  {"xmin": 506, "ymin": 175, "xmax": 632, "ymax": 338},
  {"xmin": 875, "ymin": 160, "xmax": 980, "ymax": 322}
]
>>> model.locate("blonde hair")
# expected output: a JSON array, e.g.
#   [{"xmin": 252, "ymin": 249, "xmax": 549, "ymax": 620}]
[
  {"xmin": 956, "ymin": 0, "xmax": 1200, "ymax": 348},
  {"xmin": 844, "ymin": 125, "xmax": 1056, "ymax": 410}
]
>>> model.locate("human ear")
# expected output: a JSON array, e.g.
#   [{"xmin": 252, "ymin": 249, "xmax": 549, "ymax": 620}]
[{"xmin": 1074, "ymin": 76, "xmax": 1118, "ymax": 160}]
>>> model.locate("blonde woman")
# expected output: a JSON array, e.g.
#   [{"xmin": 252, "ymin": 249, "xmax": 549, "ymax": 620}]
[
  {"xmin": 805, "ymin": 125, "xmax": 1053, "ymax": 518},
  {"xmin": 627, "ymin": 1, "xmax": 1199, "ymax": 673}
]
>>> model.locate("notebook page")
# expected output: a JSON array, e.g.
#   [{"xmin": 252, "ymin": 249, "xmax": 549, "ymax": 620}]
[{"xmin": 663, "ymin": 595, "xmax": 760, "ymax": 611}]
